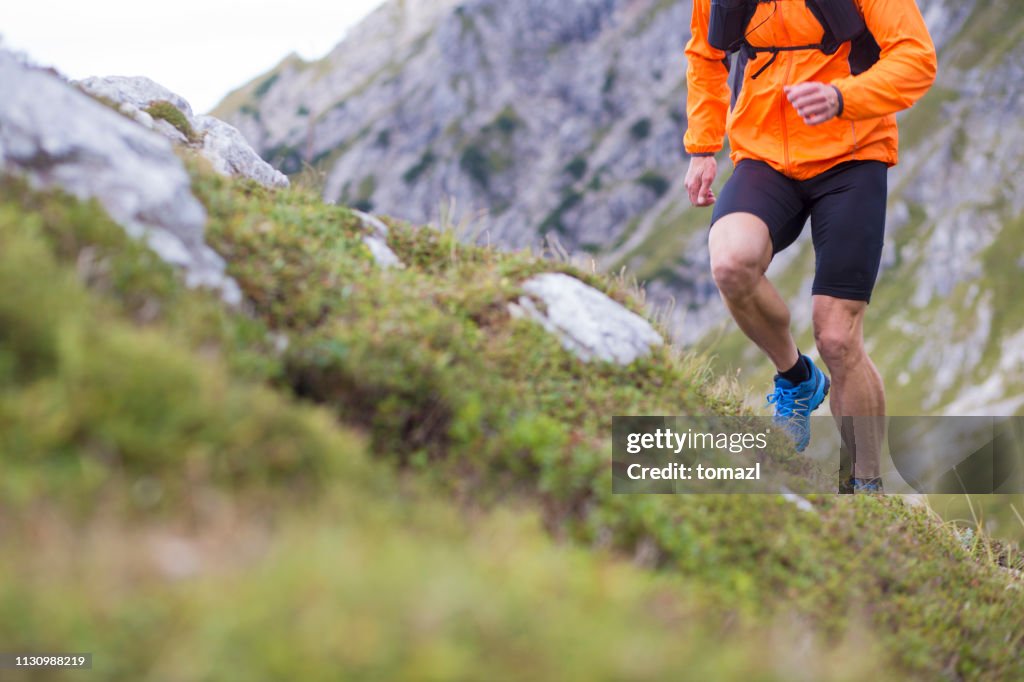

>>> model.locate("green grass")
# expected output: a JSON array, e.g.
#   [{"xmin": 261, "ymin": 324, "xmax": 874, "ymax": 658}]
[
  {"xmin": 538, "ymin": 189, "xmax": 584, "ymax": 235},
  {"xmin": 630, "ymin": 118, "xmax": 652, "ymax": 141},
  {"xmin": 456, "ymin": 108, "xmax": 523, "ymax": 192},
  {"xmin": 613, "ymin": 199, "xmax": 709, "ymax": 282},
  {"xmin": 253, "ymin": 73, "xmax": 280, "ymax": 99},
  {"xmin": 211, "ymin": 53, "xmax": 307, "ymax": 119},
  {"xmin": 403, "ymin": 149, "xmax": 437, "ymax": 184},
  {"xmin": 636, "ymin": 171, "xmax": 669, "ymax": 198},
  {"xmin": 979, "ymin": 206, "xmax": 1024, "ymax": 351},
  {"xmin": 944, "ymin": 0, "xmax": 1024, "ymax": 70},
  {"xmin": 144, "ymin": 100, "xmax": 202, "ymax": 144},
  {"xmin": 564, "ymin": 155, "xmax": 588, "ymax": 181},
  {"xmin": 897, "ymin": 86, "xmax": 960, "ymax": 151},
  {"xmin": 1, "ymin": 167, "xmax": 1023, "ymax": 680}
]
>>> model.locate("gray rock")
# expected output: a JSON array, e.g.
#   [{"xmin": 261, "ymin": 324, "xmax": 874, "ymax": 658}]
[
  {"xmin": 78, "ymin": 75, "xmax": 195, "ymax": 119},
  {"xmin": 132, "ymin": 108, "xmax": 156, "ymax": 129},
  {"xmin": 0, "ymin": 51, "xmax": 241, "ymax": 304},
  {"xmin": 509, "ymin": 272, "xmax": 662, "ymax": 364},
  {"xmin": 193, "ymin": 116, "xmax": 289, "ymax": 188},
  {"xmin": 77, "ymin": 75, "xmax": 288, "ymax": 189}
]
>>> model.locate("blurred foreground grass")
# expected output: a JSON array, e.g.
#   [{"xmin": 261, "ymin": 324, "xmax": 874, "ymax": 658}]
[{"xmin": 1, "ymin": 169, "xmax": 1022, "ymax": 681}]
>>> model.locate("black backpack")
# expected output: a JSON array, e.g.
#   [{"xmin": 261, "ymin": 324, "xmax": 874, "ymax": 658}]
[{"xmin": 708, "ymin": 0, "xmax": 881, "ymax": 94}]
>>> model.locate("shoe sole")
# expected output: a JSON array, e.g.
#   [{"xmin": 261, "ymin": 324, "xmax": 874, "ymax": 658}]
[{"xmin": 794, "ymin": 371, "xmax": 830, "ymax": 452}]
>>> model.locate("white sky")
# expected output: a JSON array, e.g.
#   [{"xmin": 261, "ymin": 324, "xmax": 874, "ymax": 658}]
[{"xmin": 2, "ymin": 0, "xmax": 386, "ymax": 113}]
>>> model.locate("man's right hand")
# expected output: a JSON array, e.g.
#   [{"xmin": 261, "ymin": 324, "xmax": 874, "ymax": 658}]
[{"xmin": 685, "ymin": 155, "xmax": 717, "ymax": 207}]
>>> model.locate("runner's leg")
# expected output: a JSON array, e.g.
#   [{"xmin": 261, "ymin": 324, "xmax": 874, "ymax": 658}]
[
  {"xmin": 709, "ymin": 213, "xmax": 800, "ymax": 371},
  {"xmin": 708, "ymin": 161, "xmax": 808, "ymax": 372},
  {"xmin": 812, "ymin": 295, "xmax": 885, "ymax": 479},
  {"xmin": 804, "ymin": 160, "xmax": 888, "ymax": 480}
]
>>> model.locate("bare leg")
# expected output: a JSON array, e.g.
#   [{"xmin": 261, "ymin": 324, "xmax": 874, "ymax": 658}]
[
  {"xmin": 812, "ymin": 295, "xmax": 886, "ymax": 480},
  {"xmin": 709, "ymin": 213, "xmax": 799, "ymax": 372}
]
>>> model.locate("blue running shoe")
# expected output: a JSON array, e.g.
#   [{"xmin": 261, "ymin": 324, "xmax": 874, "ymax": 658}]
[
  {"xmin": 766, "ymin": 355, "xmax": 830, "ymax": 452},
  {"xmin": 852, "ymin": 477, "xmax": 884, "ymax": 494},
  {"xmin": 839, "ymin": 477, "xmax": 884, "ymax": 494}
]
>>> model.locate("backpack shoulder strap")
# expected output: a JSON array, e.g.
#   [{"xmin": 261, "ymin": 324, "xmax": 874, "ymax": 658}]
[
  {"xmin": 707, "ymin": 0, "xmax": 760, "ymax": 53},
  {"xmin": 805, "ymin": 0, "xmax": 880, "ymax": 73}
]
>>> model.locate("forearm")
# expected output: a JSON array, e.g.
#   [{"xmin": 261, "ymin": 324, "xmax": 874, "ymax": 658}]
[
  {"xmin": 831, "ymin": 51, "xmax": 935, "ymax": 120},
  {"xmin": 684, "ymin": 59, "xmax": 729, "ymax": 155}
]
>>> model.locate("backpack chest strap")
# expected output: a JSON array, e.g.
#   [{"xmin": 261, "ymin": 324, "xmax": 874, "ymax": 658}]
[{"xmin": 744, "ymin": 42, "xmax": 829, "ymax": 79}]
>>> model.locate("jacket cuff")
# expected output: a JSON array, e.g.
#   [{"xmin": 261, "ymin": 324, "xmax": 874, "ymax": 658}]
[
  {"xmin": 831, "ymin": 84, "xmax": 845, "ymax": 118},
  {"xmin": 689, "ymin": 151, "xmax": 717, "ymax": 157}
]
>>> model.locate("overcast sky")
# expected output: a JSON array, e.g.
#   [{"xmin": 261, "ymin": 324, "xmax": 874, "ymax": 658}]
[{"xmin": 3, "ymin": 0, "xmax": 386, "ymax": 113}]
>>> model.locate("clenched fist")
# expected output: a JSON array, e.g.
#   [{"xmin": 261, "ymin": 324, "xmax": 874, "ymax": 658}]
[{"xmin": 784, "ymin": 82, "xmax": 842, "ymax": 126}]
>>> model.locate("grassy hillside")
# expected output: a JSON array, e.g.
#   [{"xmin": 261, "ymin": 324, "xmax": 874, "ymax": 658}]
[{"xmin": 1, "ymin": 167, "xmax": 1023, "ymax": 680}]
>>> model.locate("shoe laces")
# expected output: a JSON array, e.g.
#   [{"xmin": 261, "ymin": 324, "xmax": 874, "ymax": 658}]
[{"xmin": 766, "ymin": 385, "xmax": 810, "ymax": 418}]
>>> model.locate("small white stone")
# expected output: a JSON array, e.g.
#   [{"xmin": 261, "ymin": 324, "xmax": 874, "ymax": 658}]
[
  {"xmin": 353, "ymin": 209, "xmax": 390, "ymax": 237},
  {"xmin": 362, "ymin": 234, "xmax": 403, "ymax": 268}
]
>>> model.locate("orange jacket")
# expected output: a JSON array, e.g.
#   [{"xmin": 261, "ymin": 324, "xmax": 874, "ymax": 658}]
[{"xmin": 684, "ymin": 0, "xmax": 937, "ymax": 180}]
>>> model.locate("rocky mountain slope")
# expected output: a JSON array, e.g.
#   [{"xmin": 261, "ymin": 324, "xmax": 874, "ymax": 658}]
[
  {"xmin": 215, "ymin": 0, "xmax": 1024, "ymax": 416},
  {"xmin": 3, "ymin": 47, "xmax": 1023, "ymax": 681}
]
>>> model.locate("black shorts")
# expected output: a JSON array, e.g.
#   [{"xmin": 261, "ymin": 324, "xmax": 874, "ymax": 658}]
[{"xmin": 711, "ymin": 159, "xmax": 888, "ymax": 302}]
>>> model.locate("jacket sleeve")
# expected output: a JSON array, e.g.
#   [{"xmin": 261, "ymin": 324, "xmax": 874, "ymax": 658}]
[
  {"xmin": 684, "ymin": 0, "xmax": 730, "ymax": 155},
  {"xmin": 831, "ymin": 0, "xmax": 937, "ymax": 121}
]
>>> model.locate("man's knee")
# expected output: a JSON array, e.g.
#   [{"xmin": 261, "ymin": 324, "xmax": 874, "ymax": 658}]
[
  {"xmin": 708, "ymin": 215, "xmax": 772, "ymax": 300},
  {"xmin": 813, "ymin": 297, "xmax": 866, "ymax": 369},
  {"xmin": 814, "ymin": 326, "xmax": 856, "ymax": 367},
  {"xmin": 710, "ymin": 250, "xmax": 762, "ymax": 299}
]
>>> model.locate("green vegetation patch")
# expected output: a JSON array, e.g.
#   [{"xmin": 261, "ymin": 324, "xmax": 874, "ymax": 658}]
[
  {"xmin": 403, "ymin": 149, "xmax": 437, "ymax": 184},
  {"xmin": 144, "ymin": 100, "xmax": 202, "ymax": 144},
  {"xmin": 630, "ymin": 118, "xmax": 652, "ymax": 141},
  {"xmin": 458, "ymin": 106, "xmax": 524, "ymax": 192},
  {"xmin": 253, "ymin": 72, "xmax": 280, "ymax": 99},
  {"xmin": 539, "ymin": 189, "xmax": 584, "ymax": 235},
  {"xmin": 636, "ymin": 171, "xmax": 669, "ymax": 198},
  {"xmin": 459, "ymin": 144, "xmax": 492, "ymax": 189},
  {"xmin": 0, "ymin": 179, "xmax": 355, "ymax": 516},
  {"xmin": 897, "ymin": 86, "xmax": 960, "ymax": 152},
  {"xmin": 264, "ymin": 143, "xmax": 303, "ymax": 176},
  {"xmin": 945, "ymin": 0, "xmax": 1024, "ymax": 69},
  {"xmin": 564, "ymin": 155, "xmax": 588, "ymax": 181}
]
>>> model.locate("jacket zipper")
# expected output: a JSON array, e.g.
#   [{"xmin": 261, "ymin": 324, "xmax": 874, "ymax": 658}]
[
  {"xmin": 781, "ymin": 55, "xmax": 793, "ymax": 174},
  {"xmin": 776, "ymin": 5, "xmax": 793, "ymax": 175}
]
